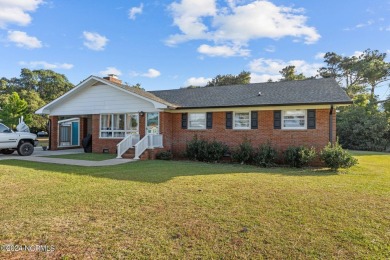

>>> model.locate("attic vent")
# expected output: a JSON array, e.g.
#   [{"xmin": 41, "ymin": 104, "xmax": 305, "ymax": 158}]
[{"xmin": 258, "ymin": 92, "xmax": 262, "ymax": 96}]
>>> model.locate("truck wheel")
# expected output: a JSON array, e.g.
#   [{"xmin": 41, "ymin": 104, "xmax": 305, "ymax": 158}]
[
  {"xmin": 17, "ymin": 142, "xmax": 34, "ymax": 156},
  {"xmin": 1, "ymin": 149, "xmax": 15, "ymax": 155}
]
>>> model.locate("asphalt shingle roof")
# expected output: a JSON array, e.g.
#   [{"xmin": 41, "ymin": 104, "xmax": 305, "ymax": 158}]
[
  {"xmin": 99, "ymin": 77, "xmax": 177, "ymax": 107},
  {"xmin": 150, "ymin": 78, "xmax": 352, "ymax": 108}
]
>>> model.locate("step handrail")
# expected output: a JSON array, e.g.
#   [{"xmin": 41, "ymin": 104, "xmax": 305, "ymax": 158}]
[
  {"xmin": 133, "ymin": 135, "xmax": 149, "ymax": 160},
  {"xmin": 116, "ymin": 134, "xmax": 139, "ymax": 159},
  {"xmin": 133, "ymin": 134, "xmax": 163, "ymax": 160}
]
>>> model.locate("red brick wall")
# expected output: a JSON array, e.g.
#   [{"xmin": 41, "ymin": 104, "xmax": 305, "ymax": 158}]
[
  {"xmin": 169, "ymin": 109, "xmax": 336, "ymax": 157},
  {"xmin": 49, "ymin": 116, "xmax": 58, "ymax": 150},
  {"xmin": 91, "ymin": 114, "xmax": 121, "ymax": 154},
  {"xmin": 160, "ymin": 112, "xmax": 173, "ymax": 151},
  {"xmin": 50, "ymin": 109, "xmax": 336, "ymax": 158}
]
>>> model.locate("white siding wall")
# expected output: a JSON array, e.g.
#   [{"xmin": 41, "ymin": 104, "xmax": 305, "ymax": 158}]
[{"xmin": 50, "ymin": 84, "xmax": 158, "ymax": 115}]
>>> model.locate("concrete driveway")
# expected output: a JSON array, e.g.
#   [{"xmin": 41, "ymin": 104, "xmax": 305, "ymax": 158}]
[{"xmin": 0, "ymin": 147, "xmax": 135, "ymax": 166}]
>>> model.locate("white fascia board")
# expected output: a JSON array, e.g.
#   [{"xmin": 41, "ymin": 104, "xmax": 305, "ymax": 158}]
[{"xmin": 35, "ymin": 75, "xmax": 168, "ymax": 115}]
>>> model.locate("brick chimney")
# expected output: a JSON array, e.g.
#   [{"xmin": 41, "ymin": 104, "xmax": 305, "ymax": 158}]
[{"xmin": 103, "ymin": 74, "xmax": 122, "ymax": 84}]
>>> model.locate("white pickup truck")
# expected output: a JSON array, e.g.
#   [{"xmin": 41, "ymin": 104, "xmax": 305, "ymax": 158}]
[{"xmin": 0, "ymin": 123, "xmax": 39, "ymax": 156}]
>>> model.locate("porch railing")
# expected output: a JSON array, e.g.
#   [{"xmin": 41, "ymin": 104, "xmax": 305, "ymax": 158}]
[
  {"xmin": 116, "ymin": 134, "xmax": 140, "ymax": 159},
  {"xmin": 134, "ymin": 134, "xmax": 163, "ymax": 160}
]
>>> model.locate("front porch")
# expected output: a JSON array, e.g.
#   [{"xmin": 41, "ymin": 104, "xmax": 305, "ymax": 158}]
[{"xmin": 49, "ymin": 112, "xmax": 165, "ymax": 160}]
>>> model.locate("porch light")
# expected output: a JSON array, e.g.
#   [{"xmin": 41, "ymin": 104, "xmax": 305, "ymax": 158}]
[{"xmin": 139, "ymin": 111, "xmax": 144, "ymax": 116}]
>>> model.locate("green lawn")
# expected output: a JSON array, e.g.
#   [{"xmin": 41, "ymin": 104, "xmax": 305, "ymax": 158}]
[{"xmin": 0, "ymin": 152, "xmax": 389, "ymax": 259}]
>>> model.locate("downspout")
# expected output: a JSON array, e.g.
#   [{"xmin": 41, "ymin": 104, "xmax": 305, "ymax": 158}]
[
  {"xmin": 329, "ymin": 105, "xmax": 334, "ymax": 144},
  {"xmin": 47, "ymin": 119, "xmax": 51, "ymax": 150}
]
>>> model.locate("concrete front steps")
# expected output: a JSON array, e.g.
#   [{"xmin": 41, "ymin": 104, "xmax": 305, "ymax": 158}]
[{"xmin": 121, "ymin": 147, "xmax": 164, "ymax": 160}]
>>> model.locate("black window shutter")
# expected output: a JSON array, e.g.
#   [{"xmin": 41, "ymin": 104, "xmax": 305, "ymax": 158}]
[
  {"xmin": 226, "ymin": 112, "xmax": 232, "ymax": 129},
  {"xmin": 307, "ymin": 109, "xmax": 316, "ymax": 129},
  {"xmin": 251, "ymin": 111, "xmax": 258, "ymax": 129},
  {"xmin": 181, "ymin": 113, "xmax": 188, "ymax": 129},
  {"xmin": 274, "ymin": 110, "xmax": 281, "ymax": 129},
  {"xmin": 206, "ymin": 112, "xmax": 213, "ymax": 129}
]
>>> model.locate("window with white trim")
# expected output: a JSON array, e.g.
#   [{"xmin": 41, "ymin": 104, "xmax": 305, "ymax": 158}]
[
  {"xmin": 282, "ymin": 110, "xmax": 306, "ymax": 129},
  {"xmin": 188, "ymin": 113, "xmax": 206, "ymax": 129},
  {"xmin": 100, "ymin": 113, "xmax": 139, "ymax": 138},
  {"xmin": 234, "ymin": 112, "xmax": 250, "ymax": 129}
]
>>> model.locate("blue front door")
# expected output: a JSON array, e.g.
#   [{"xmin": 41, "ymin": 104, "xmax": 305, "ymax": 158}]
[{"xmin": 71, "ymin": 122, "xmax": 79, "ymax": 146}]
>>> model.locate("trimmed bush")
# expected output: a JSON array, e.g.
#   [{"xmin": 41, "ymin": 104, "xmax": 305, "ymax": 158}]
[
  {"xmin": 232, "ymin": 138, "xmax": 254, "ymax": 164},
  {"xmin": 156, "ymin": 151, "xmax": 173, "ymax": 160},
  {"xmin": 320, "ymin": 141, "xmax": 358, "ymax": 171},
  {"xmin": 186, "ymin": 135, "xmax": 207, "ymax": 161},
  {"xmin": 186, "ymin": 135, "xmax": 227, "ymax": 162},
  {"xmin": 284, "ymin": 146, "xmax": 316, "ymax": 168},
  {"xmin": 253, "ymin": 142, "xmax": 278, "ymax": 167},
  {"xmin": 204, "ymin": 140, "xmax": 228, "ymax": 163}
]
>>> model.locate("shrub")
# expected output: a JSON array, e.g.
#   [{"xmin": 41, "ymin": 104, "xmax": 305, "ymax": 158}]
[
  {"xmin": 337, "ymin": 105, "xmax": 390, "ymax": 151},
  {"xmin": 186, "ymin": 135, "xmax": 227, "ymax": 162},
  {"xmin": 253, "ymin": 142, "xmax": 278, "ymax": 167},
  {"xmin": 284, "ymin": 146, "xmax": 316, "ymax": 168},
  {"xmin": 320, "ymin": 141, "xmax": 358, "ymax": 171},
  {"xmin": 156, "ymin": 151, "xmax": 173, "ymax": 160},
  {"xmin": 232, "ymin": 138, "xmax": 254, "ymax": 164},
  {"xmin": 186, "ymin": 135, "xmax": 207, "ymax": 161},
  {"xmin": 204, "ymin": 140, "xmax": 228, "ymax": 163}
]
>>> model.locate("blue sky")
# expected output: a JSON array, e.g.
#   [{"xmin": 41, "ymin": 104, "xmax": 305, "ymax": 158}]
[{"xmin": 1, "ymin": 0, "xmax": 390, "ymax": 99}]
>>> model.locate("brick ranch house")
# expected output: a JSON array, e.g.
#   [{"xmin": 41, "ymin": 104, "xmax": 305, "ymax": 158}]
[{"xmin": 36, "ymin": 75, "xmax": 352, "ymax": 159}]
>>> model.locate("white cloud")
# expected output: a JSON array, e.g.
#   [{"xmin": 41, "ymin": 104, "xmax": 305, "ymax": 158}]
[
  {"xmin": 130, "ymin": 68, "xmax": 161, "ymax": 78},
  {"xmin": 166, "ymin": 0, "xmax": 216, "ymax": 46},
  {"xmin": 0, "ymin": 0, "xmax": 43, "ymax": 28},
  {"xmin": 197, "ymin": 44, "xmax": 250, "ymax": 57},
  {"xmin": 166, "ymin": 0, "xmax": 320, "ymax": 50},
  {"xmin": 184, "ymin": 76, "xmax": 211, "ymax": 86},
  {"xmin": 7, "ymin": 30, "xmax": 42, "ymax": 49},
  {"xmin": 356, "ymin": 20, "xmax": 374, "ymax": 28},
  {"xmin": 249, "ymin": 58, "xmax": 323, "ymax": 82},
  {"xmin": 345, "ymin": 20, "xmax": 375, "ymax": 31},
  {"xmin": 82, "ymin": 31, "xmax": 108, "ymax": 51},
  {"xmin": 19, "ymin": 61, "xmax": 74, "ymax": 70},
  {"xmin": 142, "ymin": 68, "xmax": 161, "ymax": 78},
  {"xmin": 264, "ymin": 45, "xmax": 276, "ymax": 53},
  {"xmin": 250, "ymin": 73, "xmax": 280, "ymax": 83},
  {"xmin": 99, "ymin": 67, "xmax": 122, "ymax": 76},
  {"xmin": 129, "ymin": 3, "xmax": 143, "ymax": 20},
  {"xmin": 314, "ymin": 52, "xmax": 325, "ymax": 60},
  {"xmin": 351, "ymin": 51, "xmax": 364, "ymax": 58}
]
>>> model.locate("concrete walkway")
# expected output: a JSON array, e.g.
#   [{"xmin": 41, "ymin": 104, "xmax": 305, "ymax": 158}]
[{"xmin": 0, "ymin": 147, "xmax": 135, "ymax": 166}]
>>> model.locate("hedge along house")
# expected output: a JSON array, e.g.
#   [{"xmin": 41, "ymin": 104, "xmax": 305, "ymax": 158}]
[{"xmin": 36, "ymin": 75, "xmax": 352, "ymax": 159}]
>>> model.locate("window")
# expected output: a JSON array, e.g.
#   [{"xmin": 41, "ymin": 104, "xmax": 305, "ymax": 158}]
[
  {"xmin": 0, "ymin": 123, "xmax": 10, "ymax": 133},
  {"xmin": 100, "ymin": 113, "xmax": 139, "ymax": 138},
  {"xmin": 282, "ymin": 110, "xmax": 306, "ymax": 129},
  {"xmin": 146, "ymin": 112, "xmax": 159, "ymax": 134},
  {"xmin": 188, "ymin": 113, "xmax": 206, "ymax": 129},
  {"xmin": 126, "ymin": 114, "xmax": 139, "ymax": 135},
  {"xmin": 234, "ymin": 112, "xmax": 250, "ymax": 129}
]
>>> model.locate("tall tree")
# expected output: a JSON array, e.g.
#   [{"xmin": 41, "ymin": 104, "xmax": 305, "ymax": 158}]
[
  {"xmin": 279, "ymin": 66, "xmax": 306, "ymax": 81},
  {"xmin": 34, "ymin": 69, "xmax": 74, "ymax": 102},
  {"xmin": 0, "ymin": 92, "xmax": 29, "ymax": 129},
  {"xmin": 18, "ymin": 89, "xmax": 47, "ymax": 131},
  {"xmin": 319, "ymin": 49, "xmax": 390, "ymax": 99},
  {"xmin": 205, "ymin": 71, "xmax": 251, "ymax": 87},
  {"xmin": 360, "ymin": 50, "xmax": 390, "ymax": 100}
]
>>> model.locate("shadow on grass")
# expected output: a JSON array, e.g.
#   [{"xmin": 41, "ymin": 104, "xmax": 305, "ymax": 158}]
[{"xmin": 0, "ymin": 159, "xmax": 338, "ymax": 183}]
